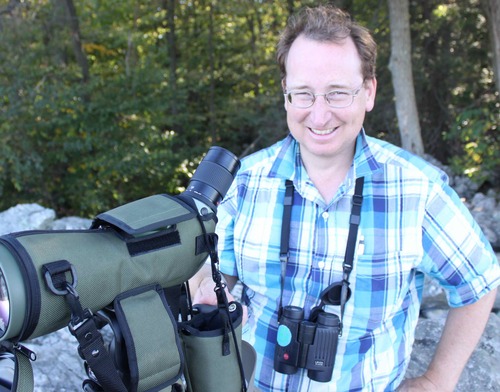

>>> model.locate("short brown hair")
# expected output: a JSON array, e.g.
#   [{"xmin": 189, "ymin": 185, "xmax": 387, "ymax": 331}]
[{"xmin": 276, "ymin": 5, "xmax": 377, "ymax": 81}]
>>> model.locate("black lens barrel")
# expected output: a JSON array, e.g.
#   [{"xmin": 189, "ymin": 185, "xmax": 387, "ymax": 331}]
[{"xmin": 185, "ymin": 147, "xmax": 240, "ymax": 208}]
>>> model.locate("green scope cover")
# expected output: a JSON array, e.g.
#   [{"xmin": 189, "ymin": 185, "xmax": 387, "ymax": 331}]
[{"xmin": 0, "ymin": 193, "xmax": 216, "ymax": 342}]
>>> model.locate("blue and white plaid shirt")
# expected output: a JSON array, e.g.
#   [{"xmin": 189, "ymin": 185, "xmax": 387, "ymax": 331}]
[{"xmin": 217, "ymin": 130, "xmax": 500, "ymax": 391}]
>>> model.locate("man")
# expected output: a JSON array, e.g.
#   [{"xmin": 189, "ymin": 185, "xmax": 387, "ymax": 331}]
[{"xmin": 191, "ymin": 5, "xmax": 499, "ymax": 391}]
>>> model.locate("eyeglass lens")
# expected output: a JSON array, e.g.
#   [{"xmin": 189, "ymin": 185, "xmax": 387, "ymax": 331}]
[{"xmin": 287, "ymin": 91, "xmax": 355, "ymax": 108}]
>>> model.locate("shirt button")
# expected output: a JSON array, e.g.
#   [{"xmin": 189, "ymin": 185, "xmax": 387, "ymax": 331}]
[
  {"xmin": 318, "ymin": 261, "xmax": 325, "ymax": 269},
  {"xmin": 322, "ymin": 211, "xmax": 329, "ymax": 219}
]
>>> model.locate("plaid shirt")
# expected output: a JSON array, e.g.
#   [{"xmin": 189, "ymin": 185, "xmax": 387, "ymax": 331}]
[{"xmin": 217, "ymin": 131, "xmax": 500, "ymax": 392}]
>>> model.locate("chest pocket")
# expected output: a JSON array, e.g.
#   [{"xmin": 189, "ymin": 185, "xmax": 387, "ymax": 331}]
[{"xmin": 349, "ymin": 252, "xmax": 417, "ymax": 331}]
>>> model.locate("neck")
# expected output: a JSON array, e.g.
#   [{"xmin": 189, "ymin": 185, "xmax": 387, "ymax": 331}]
[{"xmin": 300, "ymin": 149, "xmax": 355, "ymax": 203}]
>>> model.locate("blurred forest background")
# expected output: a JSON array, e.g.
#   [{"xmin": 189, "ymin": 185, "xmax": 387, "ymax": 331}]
[{"xmin": 0, "ymin": 0, "xmax": 498, "ymax": 217}]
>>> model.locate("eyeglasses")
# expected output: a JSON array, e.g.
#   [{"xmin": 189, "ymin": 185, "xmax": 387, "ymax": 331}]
[{"xmin": 284, "ymin": 84, "xmax": 363, "ymax": 109}]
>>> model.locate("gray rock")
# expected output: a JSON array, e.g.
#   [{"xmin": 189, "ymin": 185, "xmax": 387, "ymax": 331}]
[
  {"xmin": 451, "ymin": 175, "xmax": 481, "ymax": 200},
  {"xmin": 420, "ymin": 277, "xmax": 449, "ymax": 319},
  {"xmin": 405, "ymin": 313, "xmax": 500, "ymax": 391},
  {"xmin": 0, "ymin": 204, "xmax": 56, "ymax": 235},
  {"xmin": 24, "ymin": 329, "xmax": 84, "ymax": 392},
  {"xmin": 467, "ymin": 193, "xmax": 500, "ymax": 247},
  {"xmin": 50, "ymin": 216, "xmax": 93, "ymax": 231}
]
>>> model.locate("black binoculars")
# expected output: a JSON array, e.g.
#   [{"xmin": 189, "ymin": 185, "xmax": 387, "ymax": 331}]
[{"xmin": 274, "ymin": 305, "xmax": 340, "ymax": 382}]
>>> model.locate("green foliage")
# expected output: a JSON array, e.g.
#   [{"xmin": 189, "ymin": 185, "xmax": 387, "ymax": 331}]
[
  {"xmin": 0, "ymin": 0, "xmax": 498, "ymax": 217},
  {"xmin": 446, "ymin": 101, "xmax": 500, "ymax": 185},
  {"xmin": 409, "ymin": 0, "xmax": 497, "ymax": 171}
]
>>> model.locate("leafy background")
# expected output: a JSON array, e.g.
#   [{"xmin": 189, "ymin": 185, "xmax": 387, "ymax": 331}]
[{"xmin": 0, "ymin": 0, "xmax": 498, "ymax": 217}]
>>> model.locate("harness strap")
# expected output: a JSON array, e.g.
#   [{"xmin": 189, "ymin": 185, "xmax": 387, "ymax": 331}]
[
  {"xmin": 278, "ymin": 176, "xmax": 365, "ymax": 334},
  {"xmin": 14, "ymin": 347, "xmax": 33, "ymax": 392},
  {"xmin": 43, "ymin": 260, "xmax": 127, "ymax": 392},
  {"xmin": 70, "ymin": 315, "xmax": 127, "ymax": 392},
  {"xmin": 0, "ymin": 341, "xmax": 35, "ymax": 392}
]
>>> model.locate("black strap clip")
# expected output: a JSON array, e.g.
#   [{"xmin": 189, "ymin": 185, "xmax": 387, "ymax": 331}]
[
  {"xmin": 352, "ymin": 193, "xmax": 363, "ymax": 207},
  {"xmin": 42, "ymin": 260, "xmax": 92, "ymax": 329},
  {"xmin": 43, "ymin": 260, "xmax": 78, "ymax": 296}
]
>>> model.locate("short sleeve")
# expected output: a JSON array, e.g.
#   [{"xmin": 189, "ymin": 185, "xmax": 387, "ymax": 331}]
[{"xmin": 420, "ymin": 181, "xmax": 500, "ymax": 307}]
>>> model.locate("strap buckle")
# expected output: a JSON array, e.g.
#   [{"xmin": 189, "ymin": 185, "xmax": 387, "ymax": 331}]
[
  {"xmin": 279, "ymin": 252, "xmax": 289, "ymax": 263},
  {"xmin": 43, "ymin": 260, "xmax": 78, "ymax": 296},
  {"xmin": 352, "ymin": 194, "xmax": 363, "ymax": 207}
]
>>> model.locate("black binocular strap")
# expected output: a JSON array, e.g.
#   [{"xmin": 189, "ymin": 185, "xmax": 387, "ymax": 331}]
[
  {"xmin": 278, "ymin": 176, "xmax": 365, "ymax": 333},
  {"xmin": 278, "ymin": 180, "xmax": 294, "ymax": 319},
  {"xmin": 338, "ymin": 176, "xmax": 364, "ymax": 334}
]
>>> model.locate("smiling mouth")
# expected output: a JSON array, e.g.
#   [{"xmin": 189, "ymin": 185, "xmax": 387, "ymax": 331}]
[{"xmin": 310, "ymin": 127, "xmax": 338, "ymax": 136}]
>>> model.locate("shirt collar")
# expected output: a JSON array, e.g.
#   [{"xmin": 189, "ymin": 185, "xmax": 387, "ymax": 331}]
[
  {"xmin": 268, "ymin": 130, "xmax": 381, "ymax": 181},
  {"xmin": 268, "ymin": 134, "xmax": 299, "ymax": 180},
  {"xmin": 353, "ymin": 129, "xmax": 381, "ymax": 178}
]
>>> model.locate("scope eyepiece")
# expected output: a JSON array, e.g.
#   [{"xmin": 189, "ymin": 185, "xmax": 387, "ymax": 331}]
[{"xmin": 185, "ymin": 146, "xmax": 241, "ymax": 209}]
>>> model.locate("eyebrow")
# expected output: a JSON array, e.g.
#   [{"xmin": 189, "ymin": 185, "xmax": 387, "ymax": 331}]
[
  {"xmin": 285, "ymin": 83, "xmax": 353, "ymax": 91},
  {"xmin": 286, "ymin": 85, "xmax": 355, "ymax": 92}
]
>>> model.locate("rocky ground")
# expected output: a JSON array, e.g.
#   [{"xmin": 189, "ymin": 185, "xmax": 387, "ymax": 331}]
[{"xmin": 0, "ymin": 172, "xmax": 499, "ymax": 391}]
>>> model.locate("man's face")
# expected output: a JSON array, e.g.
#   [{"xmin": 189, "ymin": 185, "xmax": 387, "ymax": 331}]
[{"xmin": 283, "ymin": 35, "xmax": 377, "ymax": 165}]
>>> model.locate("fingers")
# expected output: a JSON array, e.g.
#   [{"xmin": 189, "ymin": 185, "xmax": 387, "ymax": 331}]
[
  {"xmin": 191, "ymin": 276, "xmax": 248, "ymax": 326},
  {"xmin": 192, "ymin": 277, "xmax": 218, "ymax": 305}
]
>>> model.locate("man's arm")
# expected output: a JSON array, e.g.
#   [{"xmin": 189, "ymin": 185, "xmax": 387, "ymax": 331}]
[{"xmin": 398, "ymin": 287, "xmax": 497, "ymax": 391}]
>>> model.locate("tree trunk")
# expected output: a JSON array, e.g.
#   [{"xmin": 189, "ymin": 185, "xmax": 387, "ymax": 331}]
[
  {"xmin": 208, "ymin": 1, "xmax": 216, "ymax": 143},
  {"xmin": 165, "ymin": 0, "xmax": 178, "ymax": 116},
  {"xmin": 387, "ymin": 0, "xmax": 424, "ymax": 155},
  {"xmin": 245, "ymin": 10, "xmax": 260, "ymax": 98},
  {"xmin": 481, "ymin": 0, "xmax": 500, "ymax": 94},
  {"xmin": 62, "ymin": 0, "xmax": 90, "ymax": 84}
]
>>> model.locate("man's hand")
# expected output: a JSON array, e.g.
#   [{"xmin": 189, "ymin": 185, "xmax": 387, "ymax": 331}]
[
  {"xmin": 190, "ymin": 267, "xmax": 248, "ymax": 324},
  {"xmin": 192, "ymin": 275, "xmax": 224, "ymax": 305}
]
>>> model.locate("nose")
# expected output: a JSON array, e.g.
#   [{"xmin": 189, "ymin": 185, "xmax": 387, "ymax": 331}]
[{"xmin": 309, "ymin": 95, "xmax": 332, "ymax": 126}]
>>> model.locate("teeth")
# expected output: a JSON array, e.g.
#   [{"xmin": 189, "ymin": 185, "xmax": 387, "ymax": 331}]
[{"xmin": 311, "ymin": 128, "xmax": 334, "ymax": 135}]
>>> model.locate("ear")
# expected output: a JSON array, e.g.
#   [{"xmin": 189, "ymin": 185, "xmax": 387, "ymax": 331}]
[{"xmin": 364, "ymin": 77, "xmax": 377, "ymax": 112}]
